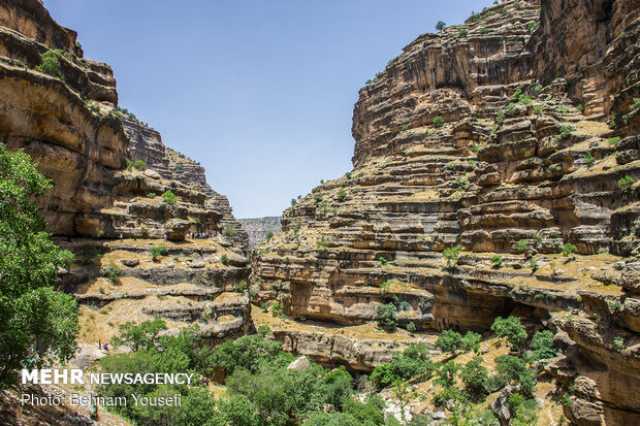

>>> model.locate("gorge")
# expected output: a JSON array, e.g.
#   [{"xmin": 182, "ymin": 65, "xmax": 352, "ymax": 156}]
[{"xmin": 1, "ymin": 0, "xmax": 640, "ymax": 425}]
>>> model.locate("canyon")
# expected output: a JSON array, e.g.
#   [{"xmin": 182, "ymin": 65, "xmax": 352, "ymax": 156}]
[{"xmin": 1, "ymin": 0, "xmax": 640, "ymax": 425}]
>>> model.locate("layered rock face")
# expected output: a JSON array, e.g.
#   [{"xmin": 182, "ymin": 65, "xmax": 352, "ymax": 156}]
[
  {"xmin": 239, "ymin": 216, "xmax": 282, "ymax": 248},
  {"xmin": 254, "ymin": 0, "xmax": 640, "ymax": 423},
  {"xmin": 0, "ymin": 0, "xmax": 250, "ymax": 343}
]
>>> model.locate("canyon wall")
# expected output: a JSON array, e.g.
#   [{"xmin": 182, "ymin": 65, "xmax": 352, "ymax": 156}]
[
  {"xmin": 253, "ymin": 0, "xmax": 640, "ymax": 423},
  {"xmin": 0, "ymin": 0, "xmax": 250, "ymax": 345},
  {"xmin": 239, "ymin": 216, "xmax": 282, "ymax": 248}
]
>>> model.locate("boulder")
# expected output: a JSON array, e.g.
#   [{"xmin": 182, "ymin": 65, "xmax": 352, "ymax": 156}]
[
  {"xmin": 164, "ymin": 218, "xmax": 190, "ymax": 242},
  {"xmin": 287, "ymin": 356, "xmax": 311, "ymax": 371}
]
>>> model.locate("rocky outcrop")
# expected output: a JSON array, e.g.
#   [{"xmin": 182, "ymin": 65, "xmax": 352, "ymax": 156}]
[
  {"xmin": 239, "ymin": 216, "xmax": 282, "ymax": 248},
  {"xmin": 0, "ymin": 0, "xmax": 250, "ymax": 347},
  {"xmin": 253, "ymin": 0, "xmax": 640, "ymax": 423}
]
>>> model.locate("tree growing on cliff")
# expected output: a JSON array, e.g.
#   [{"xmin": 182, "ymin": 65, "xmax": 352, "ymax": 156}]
[
  {"xmin": 443, "ymin": 245, "xmax": 462, "ymax": 269},
  {"xmin": 35, "ymin": 49, "xmax": 64, "ymax": 79},
  {"xmin": 491, "ymin": 316, "xmax": 528, "ymax": 352},
  {"xmin": 162, "ymin": 190, "xmax": 178, "ymax": 205},
  {"xmin": 436, "ymin": 21, "xmax": 447, "ymax": 31},
  {"xmin": 0, "ymin": 144, "xmax": 78, "ymax": 387}
]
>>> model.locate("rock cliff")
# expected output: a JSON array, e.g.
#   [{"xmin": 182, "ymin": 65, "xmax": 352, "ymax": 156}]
[
  {"xmin": 239, "ymin": 216, "xmax": 282, "ymax": 248},
  {"xmin": 253, "ymin": 0, "xmax": 640, "ymax": 423},
  {"xmin": 0, "ymin": 0, "xmax": 250, "ymax": 346}
]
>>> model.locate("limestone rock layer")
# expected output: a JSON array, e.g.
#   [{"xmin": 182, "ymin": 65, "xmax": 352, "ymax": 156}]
[
  {"xmin": 0, "ymin": 0, "xmax": 250, "ymax": 345},
  {"xmin": 253, "ymin": 1, "xmax": 640, "ymax": 423}
]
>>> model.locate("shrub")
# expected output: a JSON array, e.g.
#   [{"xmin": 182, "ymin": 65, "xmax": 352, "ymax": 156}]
[
  {"xmin": 265, "ymin": 231, "xmax": 274, "ymax": 241},
  {"xmin": 111, "ymin": 319, "xmax": 167, "ymax": 351},
  {"xmin": 147, "ymin": 192, "xmax": 156, "ymax": 198},
  {"xmin": 453, "ymin": 176, "xmax": 470, "ymax": 190},
  {"xmin": 220, "ymin": 254, "xmax": 229, "ymax": 265},
  {"xmin": 496, "ymin": 355, "xmax": 536, "ymax": 396},
  {"xmin": 608, "ymin": 136, "xmax": 621, "ymax": 146},
  {"xmin": 618, "ymin": 175, "xmax": 635, "ymax": 191},
  {"xmin": 432, "ymin": 116, "xmax": 445, "ymax": 128},
  {"xmin": 162, "ymin": 190, "xmax": 177, "ymax": 205},
  {"xmin": 461, "ymin": 331, "xmax": 482, "ymax": 353},
  {"xmin": 223, "ymin": 224, "xmax": 237, "ymax": 238},
  {"xmin": 582, "ymin": 152, "xmax": 595, "ymax": 167},
  {"xmin": 370, "ymin": 344, "xmax": 434, "ymax": 389},
  {"xmin": 336, "ymin": 188, "xmax": 347, "ymax": 202},
  {"xmin": 436, "ymin": 330, "xmax": 463, "ymax": 354},
  {"xmin": 35, "ymin": 49, "xmax": 63, "ymax": 79},
  {"xmin": 558, "ymin": 124, "xmax": 575, "ymax": 139},
  {"xmin": 613, "ymin": 336, "xmax": 625, "ymax": 352},
  {"xmin": 436, "ymin": 21, "xmax": 447, "ymax": 31},
  {"xmin": 126, "ymin": 159, "xmax": 146, "ymax": 171},
  {"xmin": 211, "ymin": 333, "xmax": 287, "ymax": 375},
  {"xmin": 271, "ymin": 302, "xmax": 284, "ymax": 318},
  {"xmin": 515, "ymin": 239, "xmax": 530, "ymax": 255},
  {"xmin": 104, "ymin": 264, "xmax": 122, "ymax": 284},
  {"xmin": 460, "ymin": 356, "xmax": 489, "ymax": 401},
  {"xmin": 527, "ymin": 21, "xmax": 539, "ymax": 33},
  {"xmin": 529, "ymin": 330, "xmax": 556, "ymax": 361},
  {"xmin": 491, "ymin": 255, "xmax": 503, "ymax": 269},
  {"xmin": 491, "ymin": 316, "xmax": 528, "ymax": 352},
  {"xmin": 443, "ymin": 245, "xmax": 462, "ymax": 269},
  {"xmin": 377, "ymin": 303, "xmax": 398, "ymax": 331},
  {"xmin": 406, "ymin": 322, "xmax": 416, "ymax": 333},
  {"xmin": 150, "ymin": 245, "xmax": 168, "ymax": 260},
  {"xmin": 561, "ymin": 242, "xmax": 577, "ymax": 258},
  {"xmin": 376, "ymin": 255, "xmax": 389, "ymax": 267}
]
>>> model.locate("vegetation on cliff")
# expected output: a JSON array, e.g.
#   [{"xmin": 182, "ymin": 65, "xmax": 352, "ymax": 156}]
[{"xmin": 0, "ymin": 144, "xmax": 78, "ymax": 387}]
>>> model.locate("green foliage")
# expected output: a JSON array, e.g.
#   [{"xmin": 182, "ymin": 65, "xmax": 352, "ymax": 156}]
[
  {"xmin": 377, "ymin": 303, "xmax": 398, "ymax": 331},
  {"xmin": 223, "ymin": 224, "xmax": 237, "ymax": 238},
  {"xmin": 453, "ymin": 176, "xmax": 470, "ymax": 190},
  {"xmin": 514, "ymin": 239, "xmax": 530, "ymax": 254},
  {"xmin": 405, "ymin": 321, "xmax": 416, "ymax": 333},
  {"xmin": 618, "ymin": 175, "xmax": 636, "ymax": 191},
  {"xmin": 336, "ymin": 188, "xmax": 348, "ymax": 202},
  {"xmin": 461, "ymin": 331, "xmax": 482, "ymax": 354},
  {"xmin": 111, "ymin": 319, "xmax": 167, "ymax": 351},
  {"xmin": 561, "ymin": 242, "xmax": 577, "ymax": 258},
  {"xmin": 491, "ymin": 255, "xmax": 503, "ymax": 269},
  {"xmin": 376, "ymin": 255, "xmax": 389, "ymax": 267},
  {"xmin": 436, "ymin": 21, "xmax": 447, "ymax": 31},
  {"xmin": 613, "ymin": 336, "xmax": 625, "ymax": 352},
  {"xmin": 495, "ymin": 355, "xmax": 536, "ymax": 396},
  {"xmin": 126, "ymin": 159, "xmax": 146, "ymax": 171},
  {"xmin": 509, "ymin": 395, "xmax": 538, "ymax": 426},
  {"xmin": 35, "ymin": 49, "xmax": 63, "ymax": 79},
  {"xmin": 370, "ymin": 344, "xmax": 434, "ymax": 389},
  {"xmin": 443, "ymin": 245, "xmax": 462, "ymax": 268},
  {"xmin": 162, "ymin": 190, "xmax": 178, "ymax": 205},
  {"xmin": 210, "ymin": 333, "xmax": 288, "ymax": 376},
  {"xmin": 558, "ymin": 124, "xmax": 575, "ymax": 139},
  {"xmin": 436, "ymin": 330, "xmax": 463, "ymax": 354},
  {"xmin": 527, "ymin": 21, "xmax": 539, "ymax": 33},
  {"xmin": 608, "ymin": 136, "xmax": 622, "ymax": 146},
  {"xmin": 528, "ymin": 330, "xmax": 556, "ymax": 361},
  {"xmin": 582, "ymin": 152, "xmax": 595, "ymax": 167},
  {"xmin": 491, "ymin": 316, "xmax": 528, "ymax": 352},
  {"xmin": 271, "ymin": 302, "xmax": 284, "ymax": 318},
  {"xmin": 0, "ymin": 144, "xmax": 78, "ymax": 386},
  {"xmin": 147, "ymin": 192, "xmax": 156, "ymax": 198},
  {"xmin": 266, "ymin": 231, "xmax": 274, "ymax": 241},
  {"xmin": 460, "ymin": 356, "xmax": 490, "ymax": 401},
  {"xmin": 432, "ymin": 116, "xmax": 445, "ymax": 128},
  {"xmin": 150, "ymin": 244, "xmax": 168, "ymax": 260},
  {"xmin": 104, "ymin": 264, "xmax": 122, "ymax": 284},
  {"xmin": 511, "ymin": 88, "xmax": 533, "ymax": 105}
]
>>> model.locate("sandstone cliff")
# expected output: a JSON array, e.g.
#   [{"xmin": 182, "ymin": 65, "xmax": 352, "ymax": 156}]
[
  {"xmin": 0, "ymin": 0, "xmax": 250, "ymax": 348},
  {"xmin": 253, "ymin": 0, "xmax": 640, "ymax": 423},
  {"xmin": 239, "ymin": 216, "xmax": 282, "ymax": 248}
]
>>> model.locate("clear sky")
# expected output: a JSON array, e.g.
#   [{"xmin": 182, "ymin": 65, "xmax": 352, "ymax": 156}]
[{"xmin": 45, "ymin": 0, "xmax": 493, "ymax": 218}]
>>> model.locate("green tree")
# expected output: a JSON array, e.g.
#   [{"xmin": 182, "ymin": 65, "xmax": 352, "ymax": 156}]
[
  {"xmin": 377, "ymin": 303, "xmax": 398, "ymax": 331},
  {"xmin": 0, "ymin": 144, "xmax": 77, "ymax": 387},
  {"xmin": 436, "ymin": 330, "xmax": 463, "ymax": 354},
  {"xmin": 528, "ymin": 330, "xmax": 556, "ymax": 361},
  {"xmin": 436, "ymin": 21, "xmax": 447, "ymax": 31},
  {"xmin": 111, "ymin": 319, "xmax": 167, "ymax": 351},
  {"xmin": 491, "ymin": 316, "xmax": 528, "ymax": 352},
  {"xmin": 460, "ymin": 356, "xmax": 489, "ymax": 401},
  {"xmin": 370, "ymin": 344, "xmax": 434, "ymax": 389},
  {"xmin": 162, "ymin": 190, "xmax": 178, "ymax": 205},
  {"xmin": 35, "ymin": 49, "xmax": 64, "ymax": 79},
  {"xmin": 495, "ymin": 355, "xmax": 536, "ymax": 396},
  {"xmin": 443, "ymin": 245, "xmax": 462, "ymax": 269}
]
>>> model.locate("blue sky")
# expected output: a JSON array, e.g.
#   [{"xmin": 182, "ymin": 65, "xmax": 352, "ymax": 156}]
[{"xmin": 45, "ymin": 0, "xmax": 493, "ymax": 218}]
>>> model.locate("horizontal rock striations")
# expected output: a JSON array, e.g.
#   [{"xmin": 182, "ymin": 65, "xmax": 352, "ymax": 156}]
[
  {"xmin": 0, "ymin": 0, "xmax": 250, "ymax": 346},
  {"xmin": 239, "ymin": 216, "xmax": 282, "ymax": 248},
  {"xmin": 253, "ymin": 0, "xmax": 640, "ymax": 423}
]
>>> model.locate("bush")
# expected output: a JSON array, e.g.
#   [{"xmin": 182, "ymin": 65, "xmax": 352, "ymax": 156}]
[
  {"xmin": 406, "ymin": 322, "xmax": 416, "ymax": 333},
  {"xmin": 104, "ymin": 264, "xmax": 122, "ymax": 284},
  {"xmin": 126, "ymin": 159, "xmax": 146, "ymax": 171},
  {"xmin": 377, "ymin": 303, "xmax": 398, "ymax": 331},
  {"xmin": 495, "ymin": 355, "xmax": 536, "ymax": 396},
  {"xmin": 613, "ymin": 336, "xmax": 625, "ymax": 352},
  {"xmin": 370, "ymin": 344, "xmax": 434, "ymax": 389},
  {"xmin": 35, "ymin": 49, "xmax": 63, "ymax": 79},
  {"xmin": 491, "ymin": 316, "xmax": 528, "ymax": 352},
  {"xmin": 210, "ymin": 333, "xmax": 288, "ymax": 375},
  {"xmin": 528, "ymin": 330, "xmax": 556, "ymax": 361},
  {"xmin": 460, "ymin": 356, "xmax": 489, "ymax": 401},
  {"xmin": 561, "ymin": 242, "xmax": 577, "ymax": 258},
  {"xmin": 266, "ymin": 231, "xmax": 274, "ymax": 241},
  {"xmin": 436, "ymin": 330, "xmax": 463, "ymax": 354},
  {"xmin": 491, "ymin": 255, "xmax": 503, "ymax": 269},
  {"xmin": 432, "ymin": 116, "xmax": 445, "ymax": 128},
  {"xmin": 336, "ymin": 188, "xmax": 347, "ymax": 202},
  {"xmin": 608, "ymin": 136, "xmax": 621, "ymax": 146},
  {"xmin": 515, "ymin": 239, "xmax": 530, "ymax": 254},
  {"xmin": 461, "ymin": 331, "xmax": 482, "ymax": 353},
  {"xmin": 618, "ymin": 175, "xmax": 635, "ymax": 191},
  {"xmin": 220, "ymin": 254, "xmax": 229, "ymax": 265},
  {"xmin": 582, "ymin": 152, "xmax": 595, "ymax": 167},
  {"xmin": 111, "ymin": 319, "xmax": 167, "ymax": 351},
  {"xmin": 443, "ymin": 245, "xmax": 462, "ymax": 269},
  {"xmin": 150, "ymin": 245, "xmax": 168, "ymax": 260},
  {"xmin": 162, "ymin": 190, "xmax": 178, "ymax": 205},
  {"xmin": 271, "ymin": 302, "xmax": 284, "ymax": 318},
  {"xmin": 436, "ymin": 21, "xmax": 447, "ymax": 31},
  {"xmin": 558, "ymin": 124, "xmax": 575, "ymax": 139}
]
